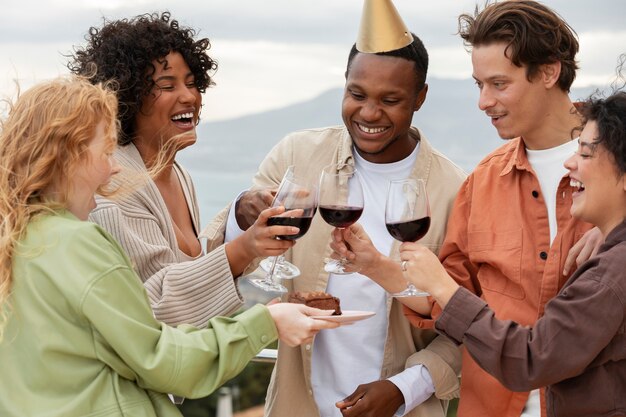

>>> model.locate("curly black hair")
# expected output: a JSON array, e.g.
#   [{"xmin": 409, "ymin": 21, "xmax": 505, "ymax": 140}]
[
  {"xmin": 580, "ymin": 91, "xmax": 626, "ymax": 175},
  {"xmin": 68, "ymin": 12, "xmax": 217, "ymax": 145}
]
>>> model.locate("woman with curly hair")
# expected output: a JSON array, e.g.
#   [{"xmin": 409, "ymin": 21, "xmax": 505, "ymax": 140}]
[
  {"xmin": 0, "ymin": 76, "xmax": 338, "ymax": 417},
  {"xmin": 68, "ymin": 12, "xmax": 290, "ymax": 327}
]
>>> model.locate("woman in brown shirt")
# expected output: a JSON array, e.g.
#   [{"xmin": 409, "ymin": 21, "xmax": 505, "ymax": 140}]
[{"xmin": 399, "ymin": 91, "xmax": 626, "ymax": 417}]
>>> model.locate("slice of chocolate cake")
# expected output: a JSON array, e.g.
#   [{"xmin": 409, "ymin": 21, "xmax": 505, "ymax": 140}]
[{"xmin": 288, "ymin": 291, "xmax": 342, "ymax": 315}]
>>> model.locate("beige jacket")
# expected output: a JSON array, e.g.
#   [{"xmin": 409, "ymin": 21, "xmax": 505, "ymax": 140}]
[{"xmin": 203, "ymin": 126, "xmax": 465, "ymax": 417}]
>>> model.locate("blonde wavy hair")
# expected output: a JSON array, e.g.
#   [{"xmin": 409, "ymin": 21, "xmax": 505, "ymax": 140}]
[{"xmin": 0, "ymin": 76, "xmax": 118, "ymax": 339}]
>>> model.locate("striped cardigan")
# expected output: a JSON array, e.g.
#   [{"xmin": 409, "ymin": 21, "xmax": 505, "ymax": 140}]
[{"xmin": 89, "ymin": 143, "xmax": 243, "ymax": 327}]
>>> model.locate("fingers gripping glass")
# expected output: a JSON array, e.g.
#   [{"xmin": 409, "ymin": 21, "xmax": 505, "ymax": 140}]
[
  {"xmin": 318, "ymin": 164, "xmax": 364, "ymax": 275},
  {"xmin": 250, "ymin": 168, "xmax": 317, "ymax": 293},
  {"xmin": 385, "ymin": 179, "xmax": 431, "ymax": 297}
]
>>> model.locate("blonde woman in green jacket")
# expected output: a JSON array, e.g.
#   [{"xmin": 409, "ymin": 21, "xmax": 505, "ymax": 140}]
[{"xmin": 0, "ymin": 77, "xmax": 339, "ymax": 417}]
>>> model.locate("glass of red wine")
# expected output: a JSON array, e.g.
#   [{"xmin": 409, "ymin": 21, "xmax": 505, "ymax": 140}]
[
  {"xmin": 250, "ymin": 170, "xmax": 317, "ymax": 293},
  {"xmin": 259, "ymin": 166, "xmax": 301, "ymax": 280},
  {"xmin": 318, "ymin": 164, "xmax": 364, "ymax": 274},
  {"xmin": 385, "ymin": 179, "xmax": 431, "ymax": 297}
]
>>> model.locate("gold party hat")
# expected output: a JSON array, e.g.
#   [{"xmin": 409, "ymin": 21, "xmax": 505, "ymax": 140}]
[{"xmin": 356, "ymin": 0, "xmax": 413, "ymax": 53}]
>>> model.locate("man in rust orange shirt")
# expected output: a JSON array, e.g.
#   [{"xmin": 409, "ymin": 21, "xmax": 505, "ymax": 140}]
[{"xmin": 404, "ymin": 2, "xmax": 600, "ymax": 417}]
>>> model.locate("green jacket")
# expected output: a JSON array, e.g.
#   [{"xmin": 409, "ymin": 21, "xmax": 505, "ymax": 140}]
[{"xmin": 0, "ymin": 211, "xmax": 277, "ymax": 416}]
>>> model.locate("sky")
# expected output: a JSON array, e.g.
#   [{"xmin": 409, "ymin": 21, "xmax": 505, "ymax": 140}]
[{"xmin": 2, "ymin": 0, "xmax": 624, "ymax": 122}]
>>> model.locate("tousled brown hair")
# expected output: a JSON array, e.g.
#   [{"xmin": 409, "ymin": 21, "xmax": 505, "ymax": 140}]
[{"xmin": 458, "ymin": 0, "xmax": 579, "ymax": 92}]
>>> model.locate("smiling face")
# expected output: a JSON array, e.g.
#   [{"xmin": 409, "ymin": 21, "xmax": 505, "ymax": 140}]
[
  {"xmin": 342, "ymin": 53, "xmax": 426, "ymax": 164},
  {"xmin": 472, "ymin": 42, "xmax": 555, "ymax": 147},
  {"xmin": 565, "ymin": 121, "xmax": 626, "ymax": 235},
  {"xmin": 133, "ymin": 51, "xmax": 201, "ymax": 158}
]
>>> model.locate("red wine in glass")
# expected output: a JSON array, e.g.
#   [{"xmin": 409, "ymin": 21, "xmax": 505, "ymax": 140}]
[
  {"xmin": 385, "ymin": 217, "xmax": 431, "ymax": 242},
  {"xmin": 267, "ymin": 215, "xmax": 314, "ymax": 240},
  {"xmin": 385, "ymin": 179, "xmax": 431, "ymax": 297},
  {"xmin": 318, "ymin": 164, "xmax": 364, "ymax": 274},
  {"xmin": 319, "ymin": 205, "xmax": 363, "ymax": 228}
]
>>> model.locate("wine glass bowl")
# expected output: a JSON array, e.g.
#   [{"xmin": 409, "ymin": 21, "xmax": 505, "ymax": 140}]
[
  {"xmin": 318, "ymin": 206, "xmax": 364, "ymax": 228},
  {"xmin": 250, "ymin": 170, "xmax": 317, "ymax": 292},
  {"xmin": 266, "ymin": 213, "xmax": 313, "ymax": 240},
  {"xmin": 385, "ymin": 179, "xmax": 431, "ymax": 297},
  {"xmin": 385, "ymin": 217, "xmax": 431, "ymax": 242},
  {"xmin": 259, "ymin": 207, "xmax": 313, "ymax": 280},
  {"xmin": 318, "ymin": 164, "xmax": 364, "ymax": 274}
]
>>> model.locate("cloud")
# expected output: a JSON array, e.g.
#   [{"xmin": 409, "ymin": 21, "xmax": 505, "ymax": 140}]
[{"xmin": 2, "ymin": 0, "xmax": 624, "ymax": 120}]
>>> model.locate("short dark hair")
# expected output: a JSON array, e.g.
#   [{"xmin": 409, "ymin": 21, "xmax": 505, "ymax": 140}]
[
  {"xmin": 458, "ymin": 0, "xmax": 579, "ymax": 92},
  {"xmin": 346, "ymin": 32, "xmax": 429, "ymax": 93},
  {"xmin": 581, "ymin": 91, "xmax": 626, "ymax": 175},
  {"xmin": 68, "ymin": 12, "xmax": 217, "ymax": 145}
]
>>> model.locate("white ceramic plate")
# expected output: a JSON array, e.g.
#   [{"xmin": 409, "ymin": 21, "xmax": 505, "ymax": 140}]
[{"xmin": 311, "ymin": 310, "xmax": 376, "ymax": 324}]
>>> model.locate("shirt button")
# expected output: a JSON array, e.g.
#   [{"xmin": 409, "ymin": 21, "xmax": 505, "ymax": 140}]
[
  {"xmin": 305, "ymin": 344, "xmax": 311, "ymax": 351},
  {"xmin": 309, "ymin": 389, "xmax": 313, "ymax": 396},
  {"xmin": 261, "ymin": 335, "xmax": 268, "ymax": 343},
  {"xmin": 539, "ymin": 251, "xmax": 548, "ymax": 260},
  {"xmin": 532, "ymin": 190, "xmax": 539, "ymax": 198}
]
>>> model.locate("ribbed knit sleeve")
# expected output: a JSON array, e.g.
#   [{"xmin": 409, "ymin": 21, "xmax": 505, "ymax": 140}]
[{"xmin": 90, "ymin": 201, "xmax": 244, "ymax": 328}]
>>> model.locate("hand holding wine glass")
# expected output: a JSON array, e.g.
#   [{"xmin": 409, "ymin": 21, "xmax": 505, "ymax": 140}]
[
  {"xmin": 249, "ymin": 170, "xmax": 317, "ymax": 293},
  {"xmin": 318, "ymin": 164, "xmax": 364, "ymax": 274},
  {"xmin": 398, "ymin": 241, "xmax": 458, "ymax": 308},
  {"xmin": 385, "ymin": 179, "xmax": 431, "ymax": 297},
  {"xmin": 259, "ymin": 166, "xmax": 299, "ymax": 280}
]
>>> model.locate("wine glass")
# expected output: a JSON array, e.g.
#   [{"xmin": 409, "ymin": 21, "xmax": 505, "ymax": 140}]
[
  {"xmin": 385, "ymin": 179, "xmax": 431, "ymax": 297},
  {"xmin": 249, "ymin": 170, "xmax": 317, "ymax": 293},
  {"xmin": 318, "ymin": 164, "xmax": 364, "ymax": 274},
  {"xmin": 259, "ymin": 166, "xmax": 301, "ymax": 280}
]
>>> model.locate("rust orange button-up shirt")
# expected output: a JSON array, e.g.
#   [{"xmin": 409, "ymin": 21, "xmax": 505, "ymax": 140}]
[{"xmin": 406, "ymin": 138, "xmax": 592, "ymax": 417}]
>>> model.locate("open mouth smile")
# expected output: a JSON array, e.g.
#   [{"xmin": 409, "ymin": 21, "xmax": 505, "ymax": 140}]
[
  {"xmin": 356, "ymin": 123, "xmax": 389, "ymax": 134},
  {"xmin": 570, "ymin": 178, "xmax": 585, "ymax": 195},
  {"xmin": 486, "ymin": 112, "xmax": 506, "ymax": 123},
  {"xmin": 171, "ymin": 112, "xmax": 195, "ymax": 127}
]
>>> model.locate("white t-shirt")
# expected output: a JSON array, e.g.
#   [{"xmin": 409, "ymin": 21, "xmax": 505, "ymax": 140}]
[
  {"xmin": 522, "ymin": 138, "xmax": 577, "ymax": 416},
  {"xmin": 311, "ymin": 143, "xmax": 434, "ymax": 417},
  {"xmin": 525, "ymin": 140, "xmax": 577, "ymax": 244}
]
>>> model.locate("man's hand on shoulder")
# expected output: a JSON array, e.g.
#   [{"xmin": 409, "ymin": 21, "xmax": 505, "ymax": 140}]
[
  {"xmin": 235, "ymin": 189, "xmax": 276, "ymax": 230},
  {"xmin": 563, "ymin": 227, "xmax": 604, "ymax": 275},
  {"xmin": 335, "ymin": 380, "xmax": 404, "ymax": 417}
]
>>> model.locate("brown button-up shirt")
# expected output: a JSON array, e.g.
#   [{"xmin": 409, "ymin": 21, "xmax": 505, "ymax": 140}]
[{"xmin": 406, "ymin": 138, "xmax": 592, "ymax": 417}]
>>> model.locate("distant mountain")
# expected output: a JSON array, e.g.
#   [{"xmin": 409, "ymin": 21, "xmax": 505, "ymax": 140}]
[{"xmin": 178, "ymin": 78, "xmax": 598, "ymax": 222}]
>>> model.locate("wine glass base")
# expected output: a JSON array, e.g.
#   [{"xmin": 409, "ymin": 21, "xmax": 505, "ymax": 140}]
[
  {"xmin": 323, "ymin": 259, "xmax": 358, "ymax": 275},
  {"xmin": 391, "ymin": 286, "xmax": 429, "ymax": 297},
  {"xmin": 248, "ymin": 278, "xmax": 288, "ymax": 293},
  {"xmin": 260, "ymin": 258, "xmax": 301, "ymax": 280}
]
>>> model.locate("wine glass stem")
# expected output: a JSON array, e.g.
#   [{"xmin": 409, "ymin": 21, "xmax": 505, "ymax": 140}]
[
  {"xmin": 338, "ymin": 227, "xmax": 347, "ymax": 265},
  {"xmin": 266, "ymin": 256, "xmax": 280, "ymax": 283},
  {"xmin": 275, "ymin": 255, "xmax": 285, "ymax": 272}
]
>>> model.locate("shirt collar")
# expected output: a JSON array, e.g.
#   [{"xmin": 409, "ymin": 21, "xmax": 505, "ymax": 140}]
[
  {"xmin": 500, "ymin": 137, "xmax": 532, "ymax": 177},
  {"xmin": 337, "ymin": 127, "xmax": 355, "ymax": 168},
  {"xmin": 604, "ymin": 219, "xmax": 626, "ymax": 249}
]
